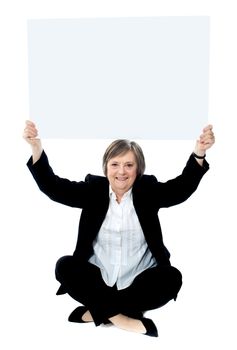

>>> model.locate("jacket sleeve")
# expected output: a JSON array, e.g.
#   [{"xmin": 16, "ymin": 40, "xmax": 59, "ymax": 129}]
[
  {"xmin": 154, "ymin": 153, "xmax": 209, "ymax": 208},
  {"xmin": 27, "ymin": 150, "xmax": 90, "ymax": 208}
]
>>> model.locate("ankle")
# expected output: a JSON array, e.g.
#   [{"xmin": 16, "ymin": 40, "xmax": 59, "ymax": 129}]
[
  {"xmin": 109, "ymin": 314, "xmax": 146, "ymax": 334},
  {"xmin": 81, "ymin": 310, "xmax": 93, "ymax": 322}
]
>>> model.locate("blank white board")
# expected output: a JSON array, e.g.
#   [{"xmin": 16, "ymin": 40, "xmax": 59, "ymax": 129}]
[{"xmin": 27, "ymin": 17, "xmax": 209, "ymax": 139}]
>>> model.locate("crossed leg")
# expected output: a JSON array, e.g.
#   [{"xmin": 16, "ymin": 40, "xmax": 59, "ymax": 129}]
[{"xmin": 55, "ymin": 256, "xmax": 182, "ymax": 334}]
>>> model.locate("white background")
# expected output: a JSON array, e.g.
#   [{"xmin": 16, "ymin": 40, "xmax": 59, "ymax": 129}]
[{"xmin": 0, "ymin": 1, "xmax": 236, "ymax": 349}]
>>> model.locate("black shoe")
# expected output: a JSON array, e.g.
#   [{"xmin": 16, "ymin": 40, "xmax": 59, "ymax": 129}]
[
  {"xmin": 140, "ymin": 317, "xmax": 158, "ymax": 337},
  {"xmin": 56, "ymin": 284, "xmax": 67, "ymax": 295},
  {"xmin": 68, "ymin": 306, "xmax": 89, "ymax": 323}
]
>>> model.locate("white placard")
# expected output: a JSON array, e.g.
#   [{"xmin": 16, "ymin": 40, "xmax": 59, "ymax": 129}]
[{"xmin": 27, "ymin": 17, "xmax": 209, "ymax": 139}]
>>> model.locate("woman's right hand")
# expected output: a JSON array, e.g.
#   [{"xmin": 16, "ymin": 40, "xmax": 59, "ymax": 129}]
[{"xmin": 23, "ymin": 120, "xmax": 43, "ymax": 163}]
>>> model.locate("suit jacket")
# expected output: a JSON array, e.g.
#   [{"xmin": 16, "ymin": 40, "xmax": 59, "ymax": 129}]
[{"xmin": 27, "ymin": 151, "xmax": 209, "ymax": 266}]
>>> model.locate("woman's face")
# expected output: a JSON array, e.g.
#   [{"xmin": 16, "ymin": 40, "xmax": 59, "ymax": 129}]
[{"xmin": 107, "ymin": 150, "xmax": 138, "ymax": 196}]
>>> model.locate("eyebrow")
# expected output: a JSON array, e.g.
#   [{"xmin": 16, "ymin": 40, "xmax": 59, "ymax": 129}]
[{"xmin": 110, "ymin": 161, "xmax": 135, "ymax": 164}]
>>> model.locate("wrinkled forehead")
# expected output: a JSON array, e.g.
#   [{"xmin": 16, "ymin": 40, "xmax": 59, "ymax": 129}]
[{"xmin": 108, "ymin": 150, "xmax": 136, "ymax": 163}]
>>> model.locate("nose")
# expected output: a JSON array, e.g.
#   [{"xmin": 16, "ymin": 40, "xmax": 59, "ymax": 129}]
[{"xmin": 118, "ymin": 165, "xmax": 126, "ymax": 174}]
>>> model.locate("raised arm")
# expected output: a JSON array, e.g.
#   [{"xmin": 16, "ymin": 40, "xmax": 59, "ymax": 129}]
[
  {"xmin": 23, "ymin": 120, "xmax": 91, "ymax": 208},
  {"xmin": 147, "ymin": 124, "xmax": 215, "ymax": 208}
]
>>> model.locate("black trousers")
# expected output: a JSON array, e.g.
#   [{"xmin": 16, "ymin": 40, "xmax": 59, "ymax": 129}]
[{"xmin": 55, "ymin": 255, "xmax": 182, "ymax": 326}]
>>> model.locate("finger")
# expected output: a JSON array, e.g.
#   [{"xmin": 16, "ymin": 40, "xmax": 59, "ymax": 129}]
[
  {"xmin": 203, "ymin": 124, "xmax": 213, "ymax": 132},
  {"xmin": 23, "ymin": 127, "xmax": 38, "ymax": 139},
  {"xmin": 200, "ymin": 129, "xmax": 215, "ymax": 141},
  {"xmin": 25, "ymin": 120, "xmax": 36, "ymax": 127},
  {"xmin": 201, "ymin": 133, "xmax": 214, "ymax": 142},
  {"xmin": 202, "ymin": 136, "xmax": 215, "ymax": 146},
  {"xmin": 202, "ymin": 129, "xmax": 215, "ymax": 140},
  {"xmin": 23, "ymin": 130, "xmax": 34, "ymax": 139},
  {"xmin": 24, "ymin": 123, "xmax": 38, "ymax": 134}
]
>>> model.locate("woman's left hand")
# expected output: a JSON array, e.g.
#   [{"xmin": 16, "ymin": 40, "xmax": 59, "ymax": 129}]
[{"xmin": 194, "ymin": 124, "xmax": 215, "ymax": 156}]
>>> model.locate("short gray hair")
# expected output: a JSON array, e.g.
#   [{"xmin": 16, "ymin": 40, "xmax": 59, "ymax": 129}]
[{"xmin": 102, "ymin": 139, "xmax": 145, "ymax": 177}]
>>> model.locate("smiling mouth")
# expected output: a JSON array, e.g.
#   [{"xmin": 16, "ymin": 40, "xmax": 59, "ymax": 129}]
[{"xmin": 116, "ymin": 177, "xmax": 128, "ymax": 181}]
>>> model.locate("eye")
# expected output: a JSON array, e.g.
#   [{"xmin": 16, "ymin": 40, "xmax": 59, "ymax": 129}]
[{"xmin": 126, "ymin": 163, "xmax": 134, "ymax": 168}]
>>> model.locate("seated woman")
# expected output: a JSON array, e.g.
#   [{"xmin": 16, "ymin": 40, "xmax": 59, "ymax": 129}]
[{"xmin": 23, "ymin": 121, "xmax": 215, "ymax": 337}]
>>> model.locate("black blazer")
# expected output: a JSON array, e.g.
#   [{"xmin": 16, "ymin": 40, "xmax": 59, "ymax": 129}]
[{"xmin": 27, "ymin": 151, "xmax": 209, "ymax": 266}]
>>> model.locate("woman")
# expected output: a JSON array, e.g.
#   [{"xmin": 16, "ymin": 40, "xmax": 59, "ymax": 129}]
[{"xmin": 23, "ymin": 121, "xmax": 215, "ymax": 337}]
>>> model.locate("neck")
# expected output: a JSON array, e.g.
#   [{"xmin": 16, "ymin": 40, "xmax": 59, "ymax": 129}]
[
  {"xmin": 115, "ymin": 194, "xmax": 123, "ymax": 204},
  {"xmin": 111, "ymin": 188, "xmax": 128, "ymax": 204}
]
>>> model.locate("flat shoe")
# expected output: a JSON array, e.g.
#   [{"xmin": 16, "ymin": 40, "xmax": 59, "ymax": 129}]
[
  {"xmin": 68, "ymin": 306, "xmax": 89, "ymax": 323},
  {"xmin": 56, "ymin": 284, "xmax": 67, "ymax": 295},
  {"xmin": 140, "ymin": 317, "xmax": 158, "ymax": 337}
]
